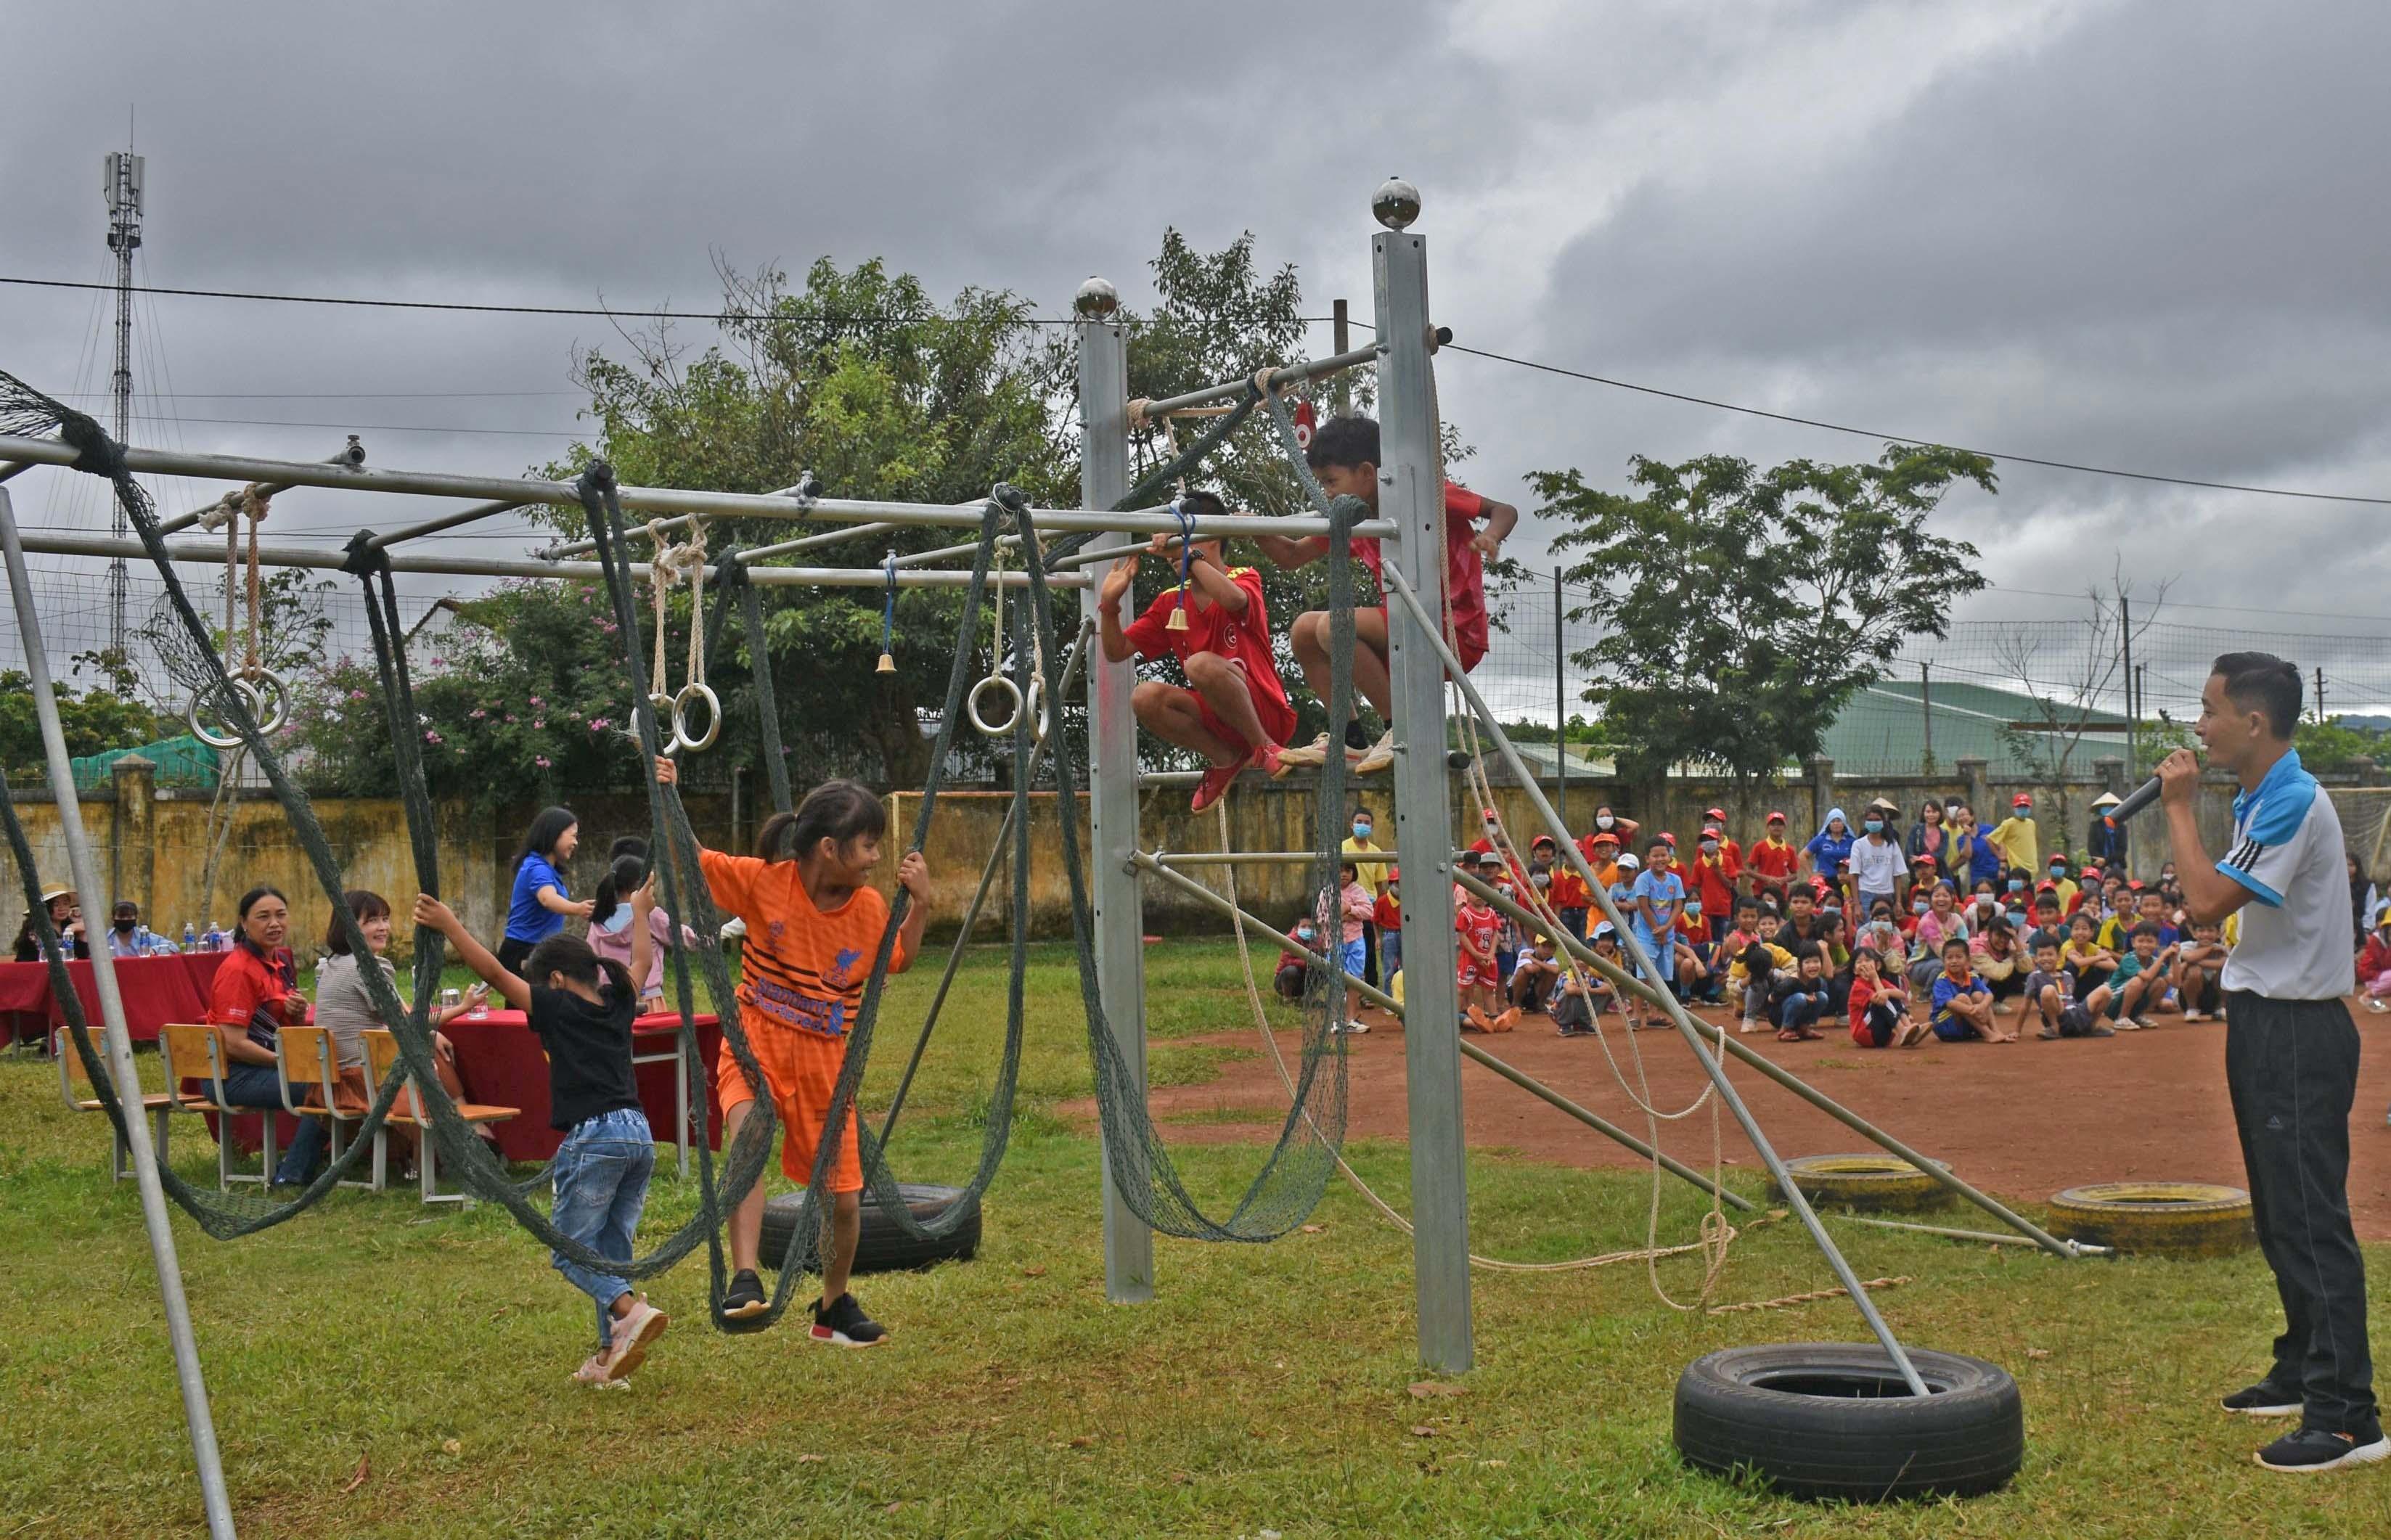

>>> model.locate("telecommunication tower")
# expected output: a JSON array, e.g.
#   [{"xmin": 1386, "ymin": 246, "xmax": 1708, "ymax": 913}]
[{"xmin": 104, "ymin": 148, "xmax": 144, "ymax": 658}]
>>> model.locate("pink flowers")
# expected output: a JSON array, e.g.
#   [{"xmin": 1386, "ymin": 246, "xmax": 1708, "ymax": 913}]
[
  {"xmin": 535, "ymin": 755, "xmax": 552, "ymax": 769},
  {"xmin": 529, "ymin": 695, "xmax": 545, "ymax": 709},
  {"xmin": 424, "ymin": 729, "xmax": 444, "ymax": 745},
  {"xmin": 467, "ymin": 708, "xmax": 486, "ymax": 720},
  {"xmin": 348, "ymin": 689, "xmax": 367, "ymax": 703},
  {"xmin": 533, "ymin": 719, "xmax": 545, "ymax": 730},
  {"xmin": 602, "ymin": 621, "xmax": 619, "ymax": 635},
  {"xmin": 589, "ymin": 717, "xmax": 612, "ymax": 732}
]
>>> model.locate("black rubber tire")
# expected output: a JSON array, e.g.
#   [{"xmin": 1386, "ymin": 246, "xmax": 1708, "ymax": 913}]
[
  {"xmin": 2046, "ymin": 1181, "xmax": 2253, "ymax": 1258},
  {"xmin": 1772, "ymin": 1153, "xmax": 1955, "ymax": 1213},
  {"xmin": 757, "ymin": 1182, "xmax": 982, "ymax": 1275},
  {"xmin": 1674, "ymin": 1342, "xmax": 2023, "ymax": 1501}
]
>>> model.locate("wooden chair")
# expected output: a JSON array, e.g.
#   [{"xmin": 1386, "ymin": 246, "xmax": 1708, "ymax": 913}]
[
  {"xmin": 276, "ymin": 1025, "xmax": 372, "ymax": 1192},
  {"xmin": 160, "ymin": 1022, "xmax": 274, "ymax": 1191},
  {"xmin": 54, "ymin": 1026, "xmax": 207, "ymax": 1181},
  {"xmin": 359, "ymin": 1028, "xmax": 519, "ymax": 1205}
]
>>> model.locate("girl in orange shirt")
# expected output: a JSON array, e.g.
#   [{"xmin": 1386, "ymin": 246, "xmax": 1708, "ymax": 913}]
[{"xmin": 656, "ymin": 759, "xmax": 929, "ymax": 1347}]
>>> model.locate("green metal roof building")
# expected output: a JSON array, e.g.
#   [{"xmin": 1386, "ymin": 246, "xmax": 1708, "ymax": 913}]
[{"xmin": 1825, "ymin": 679, "xmax": 2133, "ymax": 778}]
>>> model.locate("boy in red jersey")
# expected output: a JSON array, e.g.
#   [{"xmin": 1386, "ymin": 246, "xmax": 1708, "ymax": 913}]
[
  {"xmin": 1097, "ymin": 491, "xmax": 1295, "ymax": 812},
  {"xmin": 1256, "ymin": 416, "xmax": 1519, "ymax": 776}
]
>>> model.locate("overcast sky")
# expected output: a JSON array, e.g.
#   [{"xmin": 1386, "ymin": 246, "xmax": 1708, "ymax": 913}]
[{"xmin": 6, "ymin": 0, "xmax": 2390, "ymax": 710}]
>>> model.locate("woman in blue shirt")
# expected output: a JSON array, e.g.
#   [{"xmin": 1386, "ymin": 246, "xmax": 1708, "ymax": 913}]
[
  {"xmin": 500, "ymin": 805, "xmax": 590, "ymax": 972},
  {"xmin": 1804, "ymin": 808, "xmax": 1855, "ymax": 886}
]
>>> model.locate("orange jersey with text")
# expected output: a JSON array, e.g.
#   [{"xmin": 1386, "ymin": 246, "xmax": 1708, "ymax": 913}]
[{"xmin": 698, "ymin": 848, "xmax": 913, "ymax": 1042}]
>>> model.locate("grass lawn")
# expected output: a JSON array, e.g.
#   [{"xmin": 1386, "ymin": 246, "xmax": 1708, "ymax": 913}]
[{"xmin": 6, "ymin": 941, "xmax": 2389, "ymax": 1537}]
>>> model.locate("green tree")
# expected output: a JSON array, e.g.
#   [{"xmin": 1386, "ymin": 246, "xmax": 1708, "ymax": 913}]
[
  {"xmin": 1538, "ymin": 445, "xmax": 1994, "ymax": 806},
  {"xmin": 0, "ymin": 671, "xmax": 158, "ymax": 776},
  {"xmin": 2295, "ymin": 716, "xmax": 2388, "ymax": 775}
]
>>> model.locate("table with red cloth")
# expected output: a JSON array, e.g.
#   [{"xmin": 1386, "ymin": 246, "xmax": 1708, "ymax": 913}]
[
  {"xmin": 0, "ymin": 951, "xmax": 226, "ymax": 1046},
  {"xmin": 444, "ymin": 1010, "xmax": 725, "ymax": 1171}
]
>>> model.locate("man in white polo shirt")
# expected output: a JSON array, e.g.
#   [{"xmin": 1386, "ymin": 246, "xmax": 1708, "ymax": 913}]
[{"xmin": 2158, "ymin": 651, "xmax": 2379, "ymax": 1473}]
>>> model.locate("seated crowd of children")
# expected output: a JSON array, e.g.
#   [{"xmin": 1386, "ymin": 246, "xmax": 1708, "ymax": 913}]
[{"xmin": 1274, "ymin": 798, "xmax": 2247, "ymax": 1050}]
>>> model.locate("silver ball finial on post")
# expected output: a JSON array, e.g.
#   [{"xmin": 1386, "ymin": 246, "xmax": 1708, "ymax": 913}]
[
  {"xmin": 1373, "ymin": 176, "xmax": 1421, "ymax": 231},
  {"xmin": 1074, "ymin": 276, "xmax": 1120, "ymax": 317}
]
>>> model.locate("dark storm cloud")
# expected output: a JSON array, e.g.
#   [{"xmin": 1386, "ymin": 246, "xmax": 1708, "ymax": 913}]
[{"xmin": 2, "ymin": 0, "xmax": 2384, "ymax": 647}]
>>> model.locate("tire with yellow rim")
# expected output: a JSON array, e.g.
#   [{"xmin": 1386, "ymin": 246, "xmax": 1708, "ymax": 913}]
[
  {"xmin": 2046, "ymin": 1181, "xmax": 2254, "ymax": 1257},
  {"xmin": 1772, "ymin": 1153, "xmax": 1955, "ymax": 1212}
]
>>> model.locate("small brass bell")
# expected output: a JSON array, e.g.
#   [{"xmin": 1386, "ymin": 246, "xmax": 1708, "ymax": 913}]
[
  {"xmin": 1165, "ymin": 589, "xmax": 1190, "ymax": 631},
  {"xmin": 876, "ymin": 651, "xmax": 896, "ymax": 674}
]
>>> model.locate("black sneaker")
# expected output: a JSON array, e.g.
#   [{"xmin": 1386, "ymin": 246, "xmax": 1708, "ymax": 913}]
[
  {"xmin": 810, "ymin": 1291, "xmax": 888, "ymax": 1348},
  {"xmin": 2221, "ymin": 1380, "xmax": 2302, "ymax": 1417},
  {"xmin": 2255, "ymin": 1424, "xmax": 2391, "ymax": 1473},
  {"xmin": 721, "ymin": 1268, "xmax": 768, "ymax": 1321}
]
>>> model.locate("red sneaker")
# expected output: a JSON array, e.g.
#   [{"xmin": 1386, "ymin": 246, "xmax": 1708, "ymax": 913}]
[
  {"xmin": 1190, "ymin": 761, "xmax": 1241, "ymax": 814},
  {"xmin": 1247, "ymin": 740, "xmax": 1284, "ymax": 779}
]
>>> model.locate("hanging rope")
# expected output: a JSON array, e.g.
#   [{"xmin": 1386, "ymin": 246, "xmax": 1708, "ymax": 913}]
[
  {"xmin": 876, "ymin": 549, "xmax": 898, "ymax": 673},
  {"xmin": 187, "ymin": 488, "xmax": 289, "ymax": 749},
  {"xmin": 643, "ymin": 521, "xmax": 717, "ymax": 752}
]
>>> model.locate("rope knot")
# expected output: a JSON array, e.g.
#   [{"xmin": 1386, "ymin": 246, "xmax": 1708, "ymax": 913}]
[
  {"xmin": 339, "ymin": 531, "xmax": 391, "ymax": 579},
  {"xmin": 56, "ymin": 409, "xmax": 127, "ymax": 481}
]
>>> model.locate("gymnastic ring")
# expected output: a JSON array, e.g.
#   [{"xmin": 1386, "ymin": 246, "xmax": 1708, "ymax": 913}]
[
  {"xmin": 187, "ymin": 675, "xmax": 269, "ymax": 750},
  {"xmin": 242, "ymin": 667, "xmax": 292, "ymax": 739},
  {"xmin": 968, "ymin": 673, "xmax": 1023, "ymax": 738},
  {"xmin": 670, "ymin": 681, "xmax": 721, "ymax": 754},
  {"xmin": 1027, "ymin": 676, "xmax": 1050, "ymax": 744}
]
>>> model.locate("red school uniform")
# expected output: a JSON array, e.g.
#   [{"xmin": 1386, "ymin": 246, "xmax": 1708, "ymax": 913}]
[
  {"xmin": 1119, "ymin": 565, "xmax": 1299, "ymax": 750},
  {"xmin": 1748, "ymin": 837, "xmax": 1799, "ymax": 882},
  {"xmin": 1373, "ymin": 888, "xmax": 1402, "ymax": 933},
  {"xmin": 1455, "ymin": 903, "xmax": 1501, "ymax": 988},
  {"xmin": 1688, "ymin": 852, "xmax": 1737, "ymax": 918},
  {"xmin": 1548, "ymin": 866, "xmax": 1590, "ymax": 910},
  {"xmin": 1349, "ymin": 480, "xmax": 1492, "ymax": 671}
]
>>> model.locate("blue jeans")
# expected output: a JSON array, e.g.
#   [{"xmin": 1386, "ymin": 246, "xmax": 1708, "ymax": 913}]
[
  {"xmin": 1379, "ymin": 927, "xmax": 1402, "ymax": 983},
  {"xmin": 1778, "ymin": 991, "xmax": 1825, "ymax": 1032},
  {"xmin": 550, "ymin": 1107, "xmax": 655, "ymax": 1346},
  {"xmin": 216, "ymin": 1061, "xmax": 327, "ymax": 1184}
]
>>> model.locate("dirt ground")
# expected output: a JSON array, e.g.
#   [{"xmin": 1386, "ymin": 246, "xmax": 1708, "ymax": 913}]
[{"xmin": 1133, "ymin": 995, "xmax": 2391, "ymax": 1241}]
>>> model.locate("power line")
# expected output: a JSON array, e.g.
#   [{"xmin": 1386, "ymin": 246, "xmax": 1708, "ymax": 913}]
[
  {"xmin": 105, "ymin": 411, "xmax": 582, "ymax": 439},
  {"xmin": 0, "ymin": 273, "xmax": 1342, "ymax": 329},
  {"xmin": 54, "ymin": 388, "xmax": 578, "ymax": 401},
  {"xmin": 1985, "ymin": 583, "xmax": 2391, "ymax": 626},
  {"xmin": 1442, "ymin": 340, "xmax": 2391, "ymax": 510}
]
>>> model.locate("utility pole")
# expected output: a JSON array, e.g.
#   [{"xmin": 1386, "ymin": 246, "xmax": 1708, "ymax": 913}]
[
  {"xmin": 1554, "ymin": 567, "xmax": 1566, "ymax": 826},
  {"xmin": 2316, "ymin": 665, "xmax": 2326, "ymax": 726},
  {"xmin": 2117, "ymin": 591, "xmax": 2135, "ymax": 774},
  {"xmin": 1919, "ymin": 661, "xmax": 1933, "ymax": 773},
  {"xmin": 1331, "ymin": 299, "xmax": 1351, "ymax": 417},
  {"xmin": 104, "ymin": 146, "xmax": 145, "ymax": 662}
]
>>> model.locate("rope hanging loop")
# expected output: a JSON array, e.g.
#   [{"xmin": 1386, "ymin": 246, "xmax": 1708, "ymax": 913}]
[
  {"xmin": 876, "ymin": 549, "xmax": 899, "ymax": 674},
  {"xmin": 1164, "ymin": 497, "xmax": 1196, "ymax": 632},
  {"xmin": 187, "ymin": 487, "xmax": 290, "ymax": 749},
  {"xmin": 641, "ymin": 519, "xmax": 718, "ymax": 753}
]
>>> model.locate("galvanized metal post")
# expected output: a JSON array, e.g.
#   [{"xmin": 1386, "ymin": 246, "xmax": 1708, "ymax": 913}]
[
  {"xmin": 0, "ymin": 488, "xmax": 238, "ymax": 1538},
  {"xmin": 1076, "ymin": 280, "xmax": 1153, "ymax": 1303},
  {"xmin": 1374, "ymin": 197, "xmax": 1474, "ymax": 1372}
]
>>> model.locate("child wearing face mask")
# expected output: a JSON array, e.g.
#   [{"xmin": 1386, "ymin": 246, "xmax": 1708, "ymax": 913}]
[
  {"xmin": 1342, "ymin": 808, "xmax": 1390, "ymax": 986},
  {"xmin": 1276, "ymin": 920, "xmax": 1316, "ymax": 1001}
]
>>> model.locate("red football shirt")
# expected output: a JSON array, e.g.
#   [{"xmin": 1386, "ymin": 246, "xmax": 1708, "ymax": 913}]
[
  {"xmin": 1120, "ymin": 566, "xmax": 1293, "ymax": 725},
  {"xmin": 1350, "ymin": 480, "xmax": 1489, "ymax": 663},
  {"xmin": 1748, "ymin": 837, "xmax": 1799, "ymax": 881}
]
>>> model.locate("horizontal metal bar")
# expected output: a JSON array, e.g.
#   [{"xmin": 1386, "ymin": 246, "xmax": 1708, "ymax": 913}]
[
  {"xmin": 365, "ymin": 497, "xmax": 527, "ymax": 551},
  {"xmin": 735, "ymin": 520, "xmax": 900, "ymax": 563},
  {"xmin": 158, "ymin": 438, "xmax": 369, "ymax": 536},
  {"xmin": 0, "ymin": 433, "xmax": 1389, "ymax": 541},
  {"xmin": 891, "ymin": 534, "xmax": 1015, "ymax": 570},
  {"xmin": 542, "ymin": 477, "xmax": 832, "ymax": 558},
  {"xmin": 0, "ymin": 462, "xmax": 35, "ymax": 486},
  {"xmin": 8, "ymin": 530, "xmax": 1088, "ymax": 589},
  {"xmin": 1137, "ymin": 343, "xmax": 1383, "ymax": 420},
  {"xmin": 1156, "ymin": 851, "xmax": 1342, "ymax": 867},
  {"xmin": 1831, "ymin": 1213, "xmax": 2106, "ymax": 1255},
  {"xmin": 1050, "ymin": 540, "xmax": 1149, "ymax": 571}
]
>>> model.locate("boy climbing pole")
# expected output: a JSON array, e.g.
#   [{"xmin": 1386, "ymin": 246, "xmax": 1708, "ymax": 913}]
[
  {"xmin": 1254, "ymin": 415, "xmax": 1518, "ymax": 776},
  {"xmin": 1096, "ymin": 490, "xmax": 1295, "ymax": 812}
]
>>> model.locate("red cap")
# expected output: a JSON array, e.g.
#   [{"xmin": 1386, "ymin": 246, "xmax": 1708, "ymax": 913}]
[
  {"xmin": 1661, "ymin": 832, "xmax": 1677, "ymax": 845},
  {"xmin": 1766, "ymin": 811, "xmax": 1786, "ymax": 824},
  {"xmin": 2012, "ymin": 793, "xmax": 2032, "ymax": 808},
  {"xmin": 1703, "ymin": 808, "xmax": 1726, "ymax": 823},
  {"xmin": 1530, "ymin": 834, "xmax": 1556, "ymax": 849},
  {"xmin": 1590, "ymin": 830, "xmax": 1620, "ymax": 846},
  {"xmin": 1387, "ymin": 867, "xmax": 1400, "ymax": 882},
  {"xmin": 1911, "ymin": 853, "xmax": 1938, "ymax": 867},
  {"xmin": 1481, "ymin": 806, "xmax": 1498, "ymax": 819}
]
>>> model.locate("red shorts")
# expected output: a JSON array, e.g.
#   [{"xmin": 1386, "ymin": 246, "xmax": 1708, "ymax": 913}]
[
  {"xmin": 1370, "ymin": 605, "xmax": 1488, "ymax": 671},
  {"xmin": 1457, "ymin": 959, "xmax": 1495, "ymax": 990},
  {"xmin": 716, "ymin": 1008, "xmax": 863, "ymax": 1194},
  {"xmin": 1190, "ymin": 658, "xmax": 1299, "ymax": 752}
]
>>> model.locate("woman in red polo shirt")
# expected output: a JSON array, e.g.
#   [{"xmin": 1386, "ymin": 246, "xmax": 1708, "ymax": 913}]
[{"xmin": 203, "ymin": 885, "xmax": 320, "ymax": 1185}]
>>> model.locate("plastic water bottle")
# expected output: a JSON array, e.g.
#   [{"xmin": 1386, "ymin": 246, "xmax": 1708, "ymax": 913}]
[{"xmin": 181, "ymin": 922, "xmax": 196, "ymax": 951}]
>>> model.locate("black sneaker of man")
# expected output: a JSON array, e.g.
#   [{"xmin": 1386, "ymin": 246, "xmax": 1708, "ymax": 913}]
[
  {"xmin": 1344, "ymin": 718, "xmax": 1373, "ymax": 750},
  {"xmin": 2220, "ymin": 1380, "xmax": 2302, "ymax": 1417},
  {"xmin": 2255, "ymin": 1423, "xmax": 2391, "ymax": 1473},
  {"xmin": 721, "ymin": 1268, "xmax": 768, "ymax": 1321},
  {"xmin": 811, "ymin": 1291, "xmax": 888, "ymax": 1348}
]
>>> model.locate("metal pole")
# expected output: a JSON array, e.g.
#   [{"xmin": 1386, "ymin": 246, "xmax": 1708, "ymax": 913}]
[
  {"xmin": 1134, "ymin": 343, "xmax": 1380, "ymax": 420},
  {"xmin": 2119, "ymin": 592, "xmax": 2135, "ymax": 770},
  {"xmin": 1452, "ymin": 867, "xmax": 2077, "ymax": 1258},
  {"xmin": 0, "ymin": 434, "xmax": 1387, "ymax": 541},
  {"xmin": 1833, "ymin": 1213, "xmax": 2105, "ymax": 1253},
  {"xmin": 1375, "ymin": 216, "xmax": 1473, "ymax": 1372},
  {"xmin": 0, "ymin": 488, "xmax": 237, "ymax": 1538},
  {"xmin": 1378, "ymin": 553, "xmax": 1931, "ymax": 1393},
  {"xmin": 1554, "ymin": 567, "xmax": 1568, "ymax": 827},
  {"xmin": 158, "ymin": 438, "xmax": 369, "ymax": 536},
  {"xmin": 4, "ymin": 531, "xmax": 1088, "ymax": 589},
  {"xmin": 1077, "ymin": 285, "xmax": 1153, "ymax": 1304},
  {"xmin": 541, "ymin": 478, "xmax": 843, "ymax": 558},
  {"xmin": 363, "ymin": 496, "xmax": 524, "ymax": 550},
  {"xmin": 2316, "ymin": 665, "xmax": 2326, "ymax": 726},
  {"xmin": 1129, "ymin": 853, "xmax": 1749, "ymax": 1211}
]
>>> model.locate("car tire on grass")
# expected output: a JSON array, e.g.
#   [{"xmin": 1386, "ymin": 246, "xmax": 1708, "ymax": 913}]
[
  {"xmin": 757, "ymin": 1183, "xmax": 983, "ymax": 1275},
  {"xmin": 2045, "ymin": 1181, "xmax": 2252, "ymax": 1258},
  {"xmin": 1771, "ymin": 1153, "xmax": 1954, "ymax": 1212},
  {"xmin": 1674, "ymin": 1342, "xmax": 2024, "ymax": 1501}
]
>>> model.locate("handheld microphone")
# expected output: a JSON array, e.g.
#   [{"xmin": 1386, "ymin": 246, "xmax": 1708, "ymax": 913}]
[{"xmin": 2104, "ymin": 775, "xmax": 2165, "ymax": 828}]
